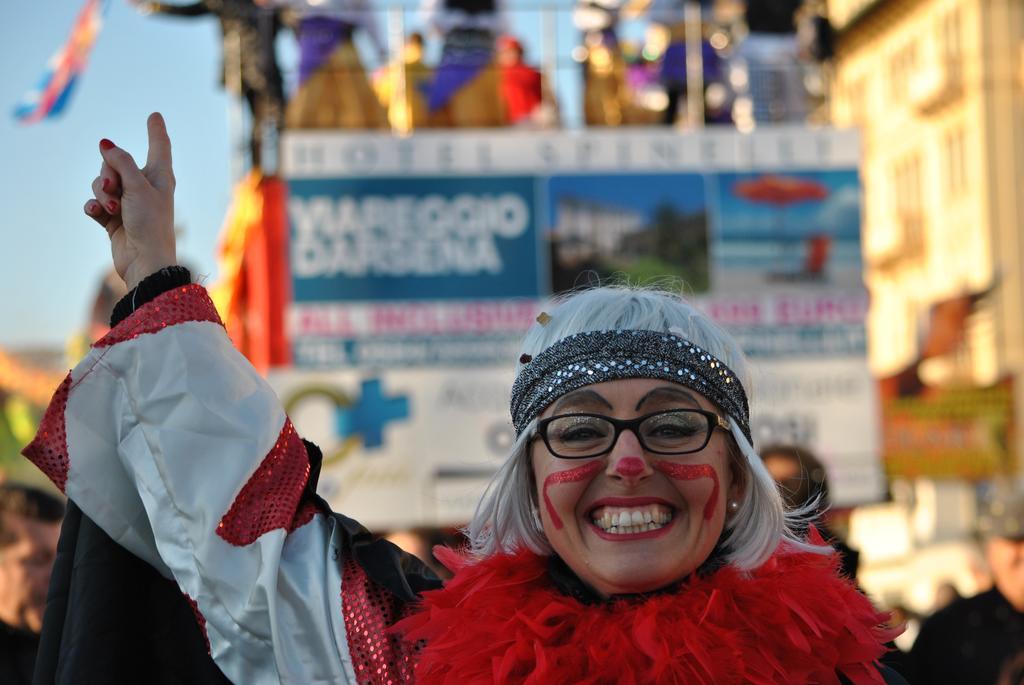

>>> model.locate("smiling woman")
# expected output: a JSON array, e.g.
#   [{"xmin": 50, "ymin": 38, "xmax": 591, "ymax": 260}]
[
  {"xmin": 532, "ymin": 378, "xmax": 739, "ymax": 596},
  {"xmin": 23, "ymin": 115, "xmax": 907, "ymax": 685}
]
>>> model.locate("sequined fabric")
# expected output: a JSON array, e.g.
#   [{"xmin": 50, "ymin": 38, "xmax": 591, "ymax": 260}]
[
  {"xmin": 292, "ymin": 500, "xmax": 320, "ymax": 532},
  {"xmin": 183, "ymin": 592, "xmax": 212, "ymax": 655},
  {"xmin": 95, "ymin": 285, "xmax": 223, "ymax": 348},
  {"xmin": 342, "ymin": 557, "xmax": 418, "ymax": 685},
  {"xmin": 21, "ymin": 372, "xmax": 72, "ymax": 492},
  {"xmin": 510, "ymin": 329, "xmax": 752, "ymax": 443},
  {"xmin": 217, "ymin": 419, "xmax": 315, "ymax": 546}
]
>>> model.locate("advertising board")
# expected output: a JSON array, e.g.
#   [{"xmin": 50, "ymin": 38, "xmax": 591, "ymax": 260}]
[{"xmin": 279, "ymin": 127, "xmax": 879, "ymax": 527}]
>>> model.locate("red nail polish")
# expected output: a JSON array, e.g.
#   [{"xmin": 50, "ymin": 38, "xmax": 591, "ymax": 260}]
[
  {"xmin": 101, "ymin": 178, "xmax": 110, "ymax": 192},
  {"xmin": 100, "ymin": 139, "xmax": 115, "ymax": 151},
  {"xmin": 86, "ymin": 202, "xmax": 98, "ymax": 215},
  {"xmin": 106, "ymin": 200, "xmax": 118, "ymax": 213}
]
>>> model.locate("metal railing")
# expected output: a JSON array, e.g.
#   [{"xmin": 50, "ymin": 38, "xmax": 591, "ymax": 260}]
[{"xmin": 224, "ymin": 2, "xmax": 828, "ymax": 175}]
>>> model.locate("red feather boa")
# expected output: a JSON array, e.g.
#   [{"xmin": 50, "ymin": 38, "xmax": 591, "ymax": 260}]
[{"xmin": 395, "ymin": 542, "xmax": 897, "ymax": 685}]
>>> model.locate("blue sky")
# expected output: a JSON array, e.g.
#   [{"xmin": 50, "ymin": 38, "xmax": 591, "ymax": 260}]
[
  {"xmin": 0, "ymin": 0, "xmax": 598, "ymax": 349},
  {"xmin": 1, "ymin": 1, "xmax": 235, "ymax": 348}
]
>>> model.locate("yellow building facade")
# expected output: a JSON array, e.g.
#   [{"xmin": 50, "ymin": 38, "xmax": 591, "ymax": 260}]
[
  {"xmin": 827, "ymin": 0, "xmax": 1023, "ymax": 611},
  {"xmin": 830, "ymin": 0, "xmax": 1024, "ymax": 439}
]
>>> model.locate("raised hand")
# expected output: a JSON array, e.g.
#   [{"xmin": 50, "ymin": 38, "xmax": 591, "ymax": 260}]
[{"xmin": 84, "ymin": 112, "xmax": 177, "ymax": 291}]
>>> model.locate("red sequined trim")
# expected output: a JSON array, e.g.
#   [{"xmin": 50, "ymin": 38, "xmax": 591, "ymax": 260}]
[
  {"xmin": 292, "ymin": 500, "xmax": 320, "ymax": 531},
  {"xmin": 217, "ymin": 420, "xmax": 315, "ymax": 546},
  {"xmin": 183, "ymin": 592, "xmax": 212, "ymax": 654},
  {"xmin": 95, "ymin": 285, "xmax": 223, "ymax": 348},
  {"xmin": 342, "ymin": 558, "xmax": 419, "ymax": 685},
  {"xmin": 21, "ymin": 373, "xmax": 72, "ymax": 492}
]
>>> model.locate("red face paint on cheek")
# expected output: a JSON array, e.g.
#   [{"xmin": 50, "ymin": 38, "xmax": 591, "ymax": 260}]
[
  {"xmin": 541, "ymin": 460, "xmax": 604, "ymax": 530},
  {"xmin": 652, "ymin": 461, "xmax": 720, "ymax": 521}
]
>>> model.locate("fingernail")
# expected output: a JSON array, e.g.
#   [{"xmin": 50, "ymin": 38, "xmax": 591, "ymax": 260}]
[
  {"xmin": 86, "ymin": 202, "xmax": 98, "ymax": 215},
  {"xmin": 101, "ymin": 178, "xmax": 110, "ymax": 192},
  {"xmin": 106, "ymin": 200, "xmax": 118, "ymax": 213},
  {"xmin": 100, "ymin": 139, "xmax": 115, "ymax": 151}
]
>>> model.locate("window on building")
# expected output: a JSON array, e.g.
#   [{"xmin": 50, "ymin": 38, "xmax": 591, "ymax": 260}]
[
  {"xmin": 939, "ymin": 9, "xmax": 963, "ymax": 85},
  {"xmin": 943, "ymin": 127, "xmax": 968, "ymax": 196},
  {"xmin": 844, "ymin": 78, "xmax": 867, "ymax": 127},
  {"xmin": 888, "ymin": 42, "xmax": 918, "ymax": 103},
  {"xmin": 891, "ymin": 154, "xmax": 925, "ymax": 255}
]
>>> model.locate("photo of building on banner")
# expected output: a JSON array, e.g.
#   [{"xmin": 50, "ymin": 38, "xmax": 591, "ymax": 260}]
[
  {"xmin": 545, "ymin": 173, "xmax": 709, "ymax": 293},
  {"xmin": 275, "ymin": 128, "xmax": 882, "ymax": 528}
]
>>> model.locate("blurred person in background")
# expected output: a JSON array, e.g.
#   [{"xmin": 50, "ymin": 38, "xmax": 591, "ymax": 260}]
[
  {"xmin": 0, "ymin": 484, "xmax": 63, "ymax": 685},
  {"xmin": 374, "ymin": 32, "xmax": 434, "ymax": 133},
  {"xmin": 885, "ymin": 604, "xmax": 919, "ymax": 677},
  {"xmin": 421, "ymin": 0, "xmax": 506, "ymax": 127},
  {"xmin": 133, "ymin": 0, "xmax": 286, "ymax": 170},
  {"xmin": 270, "ymin": 0, "xmax": 389, "ymax": 129},
  {"xmin": 645, "ymin": 0, "xmax": 727, "ymax": 126},
  {"xmin": 731, "ymin": 0, "xmax": 806, "ymax": 125},
  {"xmin": 909, "ymin": 489, "xmax": 1024, "ymax": 685},
  {"xmin": 384, "ymin": 528, "xmax": 460, "ymax": 579},
  {"xmin": 760, "ymin": 443, "xmax": 859, "ymax": 579},
  {"xmin": 760, "ymin": 444, "xmax": 919, "ymax": 678},
  {"xmin": 999, "ymin": 651, "xmax": 1024, "ymax": 685},
  {"xmin": 496, "ymin": 35, "xmax": 555, "ymax": 126},
  {"xmin": 932, "ymin": 580, "xmax": 962, "ymax": 612},
  {"xmin": 620, "ymin": 39, "xmax": 672, "ymax": 125},
  {"xmin": 574, "ymin": 0, "xmax": 630, "ymax": 126},
  {"xmin": 65, "ymin": 267, "xmax": 131, "ymax": 363},
  {"xmin": 794, "ymin": 0, "xmax": 833, "ymax": 63}
]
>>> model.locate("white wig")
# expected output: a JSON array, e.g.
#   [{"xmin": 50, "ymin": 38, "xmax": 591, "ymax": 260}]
[{"xmin": 467, "ymin": 283, "xmax": 828, "ymax": 570}]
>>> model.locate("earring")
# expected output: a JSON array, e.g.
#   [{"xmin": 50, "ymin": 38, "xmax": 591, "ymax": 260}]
[{"xmin": 727, "ymin": 500, "xmax": 740, "ymax": 513}]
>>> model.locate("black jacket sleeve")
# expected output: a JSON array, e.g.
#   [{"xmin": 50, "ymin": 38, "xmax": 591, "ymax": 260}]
[
  {"xmin": 34, "ymin": 502, "xmax": 231, "ymax": 684},
  {"xmin": 109, "ymin": 266, "xmax": 192, "ymax": 326}
]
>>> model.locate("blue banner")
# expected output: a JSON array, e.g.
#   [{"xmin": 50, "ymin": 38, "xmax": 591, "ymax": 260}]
[{"xmin": 289, "ymin": 176, "xmax": 542, "ymax": 302}]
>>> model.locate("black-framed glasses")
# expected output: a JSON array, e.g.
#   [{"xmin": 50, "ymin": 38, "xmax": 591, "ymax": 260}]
[{"xmin": 534, "ymin": 409, "xmax": 731, "ymax": 460}]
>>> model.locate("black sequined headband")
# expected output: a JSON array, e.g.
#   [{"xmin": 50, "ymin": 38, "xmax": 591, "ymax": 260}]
[{"xmin": 510, "ymin": 329, "xmax": 752, "ymax": 443}]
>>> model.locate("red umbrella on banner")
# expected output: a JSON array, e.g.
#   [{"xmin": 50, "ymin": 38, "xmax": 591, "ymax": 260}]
[
  {"xmin": 731, "ymin": 174, "xmax": 832, "ymax": 280},
  {"xmin": 732, "ymin": 174, "xmax": 829, "ymax": 206}
]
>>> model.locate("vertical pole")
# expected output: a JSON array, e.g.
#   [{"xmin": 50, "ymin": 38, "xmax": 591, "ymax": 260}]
[
  {"xmin": 387, "ymin": 5, "xmax": 407, "ymax": 133},
  {"xmin": 224, "ymin": 27, "xmax": 246, "ymax": 181},
  {"xmin": 258, "ymin": 6, "xmax": 279, "ymax": 176},
  {"xmin": 542, "ymin": 5, "xmax": 558, "ymax": 118},
  {"xmin": 684, "ymin": 1, "xmax": 704, "ymax": 128}
]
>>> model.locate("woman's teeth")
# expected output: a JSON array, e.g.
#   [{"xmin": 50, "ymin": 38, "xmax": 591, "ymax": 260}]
[{"xmin": 591, "ymin": 505, "xmax": 673, "ymax": 534}]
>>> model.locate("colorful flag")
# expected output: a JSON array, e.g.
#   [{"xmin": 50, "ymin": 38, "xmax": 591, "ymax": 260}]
[
  {"xmin": 210, "ymin": 171, "xmax": 292, "ymax": 372},
  {"xmin": 13, "ymin": 0, "xmax": 110, "ymax": 124}
]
